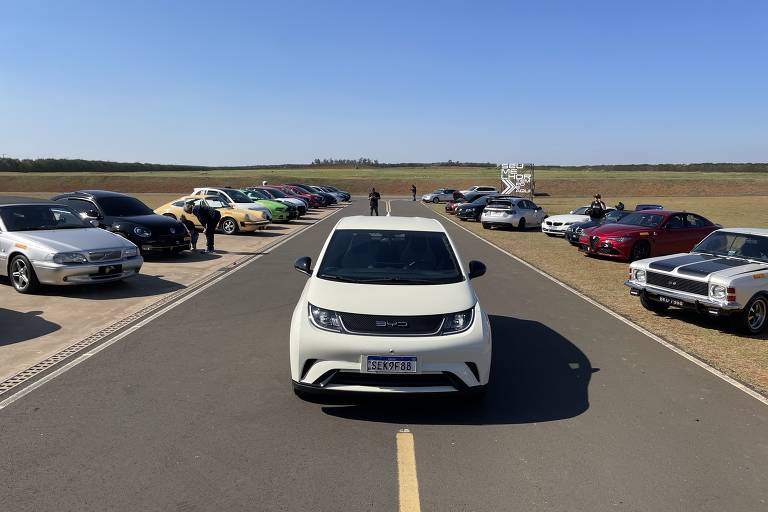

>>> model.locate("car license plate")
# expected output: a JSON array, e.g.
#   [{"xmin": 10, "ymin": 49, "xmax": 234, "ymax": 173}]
[
  {"xmin": 363, "ymin": 356, "xmax": 418, "ymax": 374},
  {"xmin": 657, "ymin": 296, "xmax": 685, "ymax": 307},
  {"xmin": 98, "ymin": 264, "xmax": 122, "ymax": 275}
]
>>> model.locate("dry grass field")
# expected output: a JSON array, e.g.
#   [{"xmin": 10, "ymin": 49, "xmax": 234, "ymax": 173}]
[{"xmin": 429, "ymin": 196, "xmax": 768, "ymax": 396}]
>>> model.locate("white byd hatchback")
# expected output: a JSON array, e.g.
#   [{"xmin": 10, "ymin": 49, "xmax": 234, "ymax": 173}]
[{"xmin": 290, "ymin": 216, "xmax": 492, "ymax": 398}]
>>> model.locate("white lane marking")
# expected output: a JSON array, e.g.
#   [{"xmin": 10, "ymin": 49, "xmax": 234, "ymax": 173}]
[
  {"xmin": 424, "ymin": 204, "xmax": 768, "ymax": 406},
  {"xmin": 396, "ymin": 429, "xmax": 422, "ymax": 512},
  {"xmin": 0, "ymin": 206, "xmax": 348, "ymax": 411}
]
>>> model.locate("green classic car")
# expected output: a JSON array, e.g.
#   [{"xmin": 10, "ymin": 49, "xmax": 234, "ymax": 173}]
[{"xmin": 241, "ymin": 189, "xmax": 296, "ymax": 222}]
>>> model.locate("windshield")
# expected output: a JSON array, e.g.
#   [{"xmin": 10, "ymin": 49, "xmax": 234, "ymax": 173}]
[
  {"xmin": 200, "ymin": 199, "xmax": 228, "ymax": 209},
  {"xmin": 221, "ymin": 189, "xmax": 253, "ymax": 203},
  {"xmin": 572, "ymin": 206, "xmax": 590, "ymax": 215},
  {"xmin": 0, "ymin": 204, "xmax": 89, "ymax": 231},
  {"xmin": 618, "ymin": 212, "xmax": 664, "ymax": 227},
  {"xmin": 264, "ymin": 188, "xmax": 286, "ymax": 198},
  {"xmin": 487, "ymin": 200, "xmax": 516, "ymax": 209},
  {"xmin": 255, "ymin": 188, "xmax": 276, "ymax": 198},
  {"xmin": 693, "ymin": 232, "xmax": 768, "ymax": 262},
  {"xmin": 247, "ymin": 190, "xmax": 269, "ymax": 200},
  {"xmin": 98, "ymin": 196, "xmax": 154, "ymax": 217},
  {"xmin": 317, "ymin": 229, "xmax": 464, "ymax": 285},
  {"xmin": 603, "ymin": 210, "xmax": 628, "ymax": 223}
]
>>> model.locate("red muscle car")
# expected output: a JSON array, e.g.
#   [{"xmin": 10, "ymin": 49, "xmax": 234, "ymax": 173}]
[{"xmin": 578, "ymin": 210, "xmax": 719, "ymax": 261}]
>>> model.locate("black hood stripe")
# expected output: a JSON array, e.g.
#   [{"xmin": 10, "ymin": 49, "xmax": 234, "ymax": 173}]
[
  {"xmin": 676, "ymin": 258, "xmax": 753, "ymax": 277},
  {"xmin": 648, "ymin": 253, "xmax": 717, "ymax": 272}
]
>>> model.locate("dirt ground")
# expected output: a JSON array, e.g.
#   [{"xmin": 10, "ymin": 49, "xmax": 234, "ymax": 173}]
[{"xmin": 429, "ymin": 198, "xmax": 768, "ymax": 397}]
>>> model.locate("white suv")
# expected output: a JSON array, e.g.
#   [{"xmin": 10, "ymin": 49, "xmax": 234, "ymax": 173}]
[{"xmin": 290, "ymin": 216, "xmax": 492, "ymax": 398}]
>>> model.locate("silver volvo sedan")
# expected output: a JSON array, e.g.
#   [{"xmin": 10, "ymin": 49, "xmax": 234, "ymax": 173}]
[{"xmin": 0, "ymin": 196, "xmax": 143, "ymax": 293}]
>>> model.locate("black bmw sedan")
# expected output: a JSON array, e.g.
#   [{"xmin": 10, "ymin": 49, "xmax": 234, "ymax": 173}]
[{"xmin": 52, "ymin": 190, "xmax": 191, "ymax": 254}]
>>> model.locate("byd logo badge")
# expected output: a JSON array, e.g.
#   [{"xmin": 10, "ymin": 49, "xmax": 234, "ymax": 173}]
[{"xmin": 375, "ymin": 320, "xmax": 408, "ymax": 328}]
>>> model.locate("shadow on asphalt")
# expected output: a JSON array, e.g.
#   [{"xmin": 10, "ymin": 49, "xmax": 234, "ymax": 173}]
[
  {"xmin": 0, "ymin": 308, "xmax": 60, "ymax": 346},
  {"xmin": 31, "ymin": 273, "xmax": 186, "ymax": 300},
  {"xmin": 319, "ymin": 315, "xmax": 595, "ymax": 425}
]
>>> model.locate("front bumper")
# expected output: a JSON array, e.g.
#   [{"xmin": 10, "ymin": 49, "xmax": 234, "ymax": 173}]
[
  {"xmin": 240, "ymin": 220, "xmax": 271, "ymax": 231},
  {"xmin": 542, "ymin": 225, "xmax": 568, "ymax": 236},
  {"xmin": 579, "ymin": 237, "xmax": 630, "ymax": 258},
  {"xmin": 456, "ymin": 209, "xmax": 481, "ymax": 220},
  {"xmin": 33, "ymin": 256, "xmax": 143, "ymax": 285},
  {"xmin": 291, "ymin": 306, "xmax": 492, "ymax": 394},
  {"xmin": 135, "ymin": 236, "xmax": 191, "ymax": 252},
  {"xmin": 625, "ymin": 280, "xmax": 742, "ymax": 315}
]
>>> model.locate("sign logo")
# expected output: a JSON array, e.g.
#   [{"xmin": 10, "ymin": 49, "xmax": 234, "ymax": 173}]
[
  {"xmin": 500, "ymin": 163, "xmax": 534, "ymax": 196},
  {"xmin": 375, "ymin": 320, "xmax": 408, "ymax": 328}
]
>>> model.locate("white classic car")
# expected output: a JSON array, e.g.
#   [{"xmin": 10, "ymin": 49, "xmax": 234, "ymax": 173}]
[
  {"xmin": 542, "ymin": 206, "xmax": 614, "ymax": 237},
  {"xmin": 625, "ymin": 228, "xmax": 768, "ymax": 334}
]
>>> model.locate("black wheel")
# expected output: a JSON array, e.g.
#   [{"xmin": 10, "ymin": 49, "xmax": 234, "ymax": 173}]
[
  {"xmin": 545, "ymin": 233, "xmax": 556, "ymax": 237},
  {"xmin": 475, "ymin": 213, "xmax": 482, "ymax": 222},
  {"xmin": 731, "ymin": 295, "xmax": 768, "ymax": 335},
  {"xmin": 630, "ymin": 241, "xmax": 651, "ymax": 261},
  {"xmin": 9, "ymin": 254, "xmax": 39, "ymax": 294},
  {"xmin": 220, "ymin": 217, "xmax": 239, "ymax": 235},
  {"xmin": 432, "ymin": 197, "xmax": 439, "ymax": 204},
  {"xmin": 640, "ymin": 293, "xmax": 669, "ymax": 313},
  {"xmin": 517, "ymin": 218, "xmax": 526, "ymax": 231},
  {"xmin": 482, "ymin": 223, "xmax": 490, "ymax": 230},
  {"xmin": 459, "ymin": 217, "xmax": 466, "ymax": 221}
]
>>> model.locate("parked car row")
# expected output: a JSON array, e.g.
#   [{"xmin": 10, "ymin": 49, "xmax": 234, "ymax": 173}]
[{"xmin": 0, "ymin": 184, "xmax": 350, "ymax": 294}]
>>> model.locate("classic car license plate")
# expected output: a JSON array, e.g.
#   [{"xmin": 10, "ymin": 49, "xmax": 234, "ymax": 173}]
[
  {"xmin": 657, "ymin": 296, "xmax": 685, "ymax": 307},
  {"xmin": 98, "ymin": 264, "xmax": 122, "ymax": 275},
  {"xmin": 363, "ymin": 356, "xmax": 418, "ymax": 374}
]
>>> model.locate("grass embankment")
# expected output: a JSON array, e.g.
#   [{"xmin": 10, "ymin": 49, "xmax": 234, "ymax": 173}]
[
  {"xmin": 3, "ymin": 167, "xmax": 768, "ymax": 197},
  {"xmin": 429, "ymin": 197, "xmax": 768, "ymax": 396}
]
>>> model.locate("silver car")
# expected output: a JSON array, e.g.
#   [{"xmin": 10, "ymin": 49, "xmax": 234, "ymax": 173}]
[
  {"xmin": 0, "ymin": 197, "xmax": 143, "ymax": 293},
  {"xmin": 480, "ymin": 197, "xmax": 548, "ymax": 230},
  {"xmin": 421, "ymin": 188, "xmax": 459, "ymax": 203}
]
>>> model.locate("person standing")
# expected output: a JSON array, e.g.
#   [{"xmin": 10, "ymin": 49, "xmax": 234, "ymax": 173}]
[
  {"xmin": 411, "ymin": 184, "xmax": 417, "ymax": 201},
  {"xmin": 589, "ymin": 193, "xmax": 607, "ymax": 220},
  {"xmin": 184, "ymin": 200, "xmax": 221, "ymax": 253},
  {"xmin": 368, "ymin": 188, "xmax": 381, "ymax": 216}
]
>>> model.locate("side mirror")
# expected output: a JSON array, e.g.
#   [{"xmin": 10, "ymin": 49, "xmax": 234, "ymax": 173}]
[
  {"xmin": 87, "ymin": 209, "xmax": 102, "ymax": 219},
  {"xmin": 468, "ymin": 260, "xmax": 486, "ymax": 280},
  {"xmin": 89, "ymin": 219, "xmax": 100, "ymax": 227},
  {"xmin": 294, "ymin": 256, "xmax": 312, "ymax": 276}
]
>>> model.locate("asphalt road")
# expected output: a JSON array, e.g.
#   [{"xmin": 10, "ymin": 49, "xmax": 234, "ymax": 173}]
[{"xmin": 1, "ymin": 199, "xmax": 766, "ymax": 512}]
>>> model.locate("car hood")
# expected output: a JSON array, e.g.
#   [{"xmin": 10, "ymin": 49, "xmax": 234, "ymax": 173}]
[
  {"xmin": 589, "ymin": 223, "xmax": 655, "ymax": 237},
  {"xmin": 11, "ymin": 228, "xmax": 133, "ymax": 253},
  {"xmin": 546, "ymin": 214, "xmax": 589, "ymax": 224},
  {"xmin": 641, "ymin": 253, "xmax": 768, "ymax": 278},
  {"xmin": 110, "ymin": 214, "xmax": 181, "ymax": 229},
  {"xmin": 306, "ymin": 278, "xmax": 476, "ymax": 315}
]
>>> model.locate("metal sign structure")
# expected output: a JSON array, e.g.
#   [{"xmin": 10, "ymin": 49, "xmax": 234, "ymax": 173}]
[{"xmin": 500, "ymin": 163, "xmax": 534, "ymax": 197}]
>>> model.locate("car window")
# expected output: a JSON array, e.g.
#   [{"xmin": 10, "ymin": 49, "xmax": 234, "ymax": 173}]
[
  {"xmin": 694, "ymin": 232, "xmax": 768, "ymax": 262},
  {"xmin": 619, "ymin": 213, "xmax": 664, "ymax": 227},
  {"xmin": 204, "ymin": 199, "xmax": 228, "ymax": 208},
  {"xmin": 665, "ymin": 214, "xmax": 685, "ymax": 229},
  {"xmin": 317, "ymin": 229, "xmax": 464, "ymax": 285},
  {"xmin": 172, "ymin": 201, "xmax": 185, "ymax": 207},
  {"xmin": 65, "ymin": 198, "xmax": 97, "ymax": 215},
  {"xmin": 685, "ymin": 214, "xmax": 709, "ymax": 228},
  {"xmin": 0, "ymin": 204, "xmax": 89, "ymax": 231},
  {"xmin": 98, "ymin": 196, "xmax": 154, "ymax": 216}
]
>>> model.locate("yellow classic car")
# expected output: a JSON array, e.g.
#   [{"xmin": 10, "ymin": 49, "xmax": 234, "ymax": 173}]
[{"xmin": 153, "ymin": 195, "xmax": 270, "ymax": 234}]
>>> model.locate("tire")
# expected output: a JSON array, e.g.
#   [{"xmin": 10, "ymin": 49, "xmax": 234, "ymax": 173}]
[
  {"xmin": 220, "ymin": 217, "xmax": 239, "ymax": 235},
  {"xmin": 640, "ymin": 293, "xmax": 669, "ymax": 313},
  {"xmin": 731, "ymin": 295, "xmax": 768, "ymax": 335},
  {"xmin": 459, "ymin": 217, "xmax": 466, "ymax": 221},
  {"xmin": 475, "ymin": 213, "xmax": 482, "ymax": 222},
  {"xmin": 482, "ymin": 223, "xmax": 490, "ymax": 229},
  {"xmin": 163, "ymin": 213, "xmax": 177, "ymax": 220},
  {"xmin": 630, "ymin": 241, "xmax": 651, "ymax": 261},
  {"xmin": 432, "ymin": 197, "xmax": 439, "ymax": 204},
  {"xmin": 9, "ymin": 254, "xmax": 39, "ymax": 294},
  {"xmin": 545, "ymin": 233, "xmax": 555, "ymax": 237},
  {"xmin": 517, "ymin": 218, "xmax": 526, "ymax": 231}
]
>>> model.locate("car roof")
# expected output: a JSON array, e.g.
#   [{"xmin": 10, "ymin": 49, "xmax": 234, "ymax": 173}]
[
  {"xmin": 714, "ymin": 227, "xmax": 768, "ymax": 237},
  {"xmin": 56, "ymin": 190, "xmax": 129, "ymax": 199},
  {"xmin": 334, "ymin": 215, "xmax": 446, "ymax": 233},
  {"xmin": 0, "ymin": 195, "xmax": 59, "ymax": 206},
  {"xmin": 178, "ymin": 195, "xmax": 222, "ymax": 202}
]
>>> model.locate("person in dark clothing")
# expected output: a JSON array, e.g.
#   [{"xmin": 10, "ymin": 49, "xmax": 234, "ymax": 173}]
[
  {"xmin": 180, "ymin": 217, "xmax": 199, "ymax": 250},
  {"xmin": 411, "ymin": 184, "xmax": 417, "ymax": 201},
  {"xmin": 589, "ymin": 193, "xmax": 606, "ymax": 220},
  {"xmin": 184, "ymin": 200, "xmax": 221, "ymax": 252},
  {"xmin": 368, "ymin": 188, "xmax": 381, "ymax": 216}
]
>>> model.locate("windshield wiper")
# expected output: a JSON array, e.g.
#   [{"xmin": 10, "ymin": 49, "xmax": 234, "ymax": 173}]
[
  {"xmin": 353, "ymin": 276, "xmax": 458, "ymax": 284},
  {"xmin": 317, "ymin": 274, "xmax": 363, "ymax": 283}
]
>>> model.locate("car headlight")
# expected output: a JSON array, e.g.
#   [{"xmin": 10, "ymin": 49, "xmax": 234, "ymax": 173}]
[
  {"xmin": 123, "ymin": 247, "xmax": 139, "ymax": 258},
  {"xmin": 133, "ymin": 226, "xmax": 152, "ymax": 238},
  {"xmin": 53, "ymin": 252, "xmax": 88, "ymax": 264},
  {"xmin": 607, "ymin": 236, "xmax": 633, "ymax": 242},
  {"xmin": 441, "ymin": 308, "xmax": 474, "ymax": 335},
  {"xmin": 710, "ymin": 284, "xmax": 727, "ymax": 300},
  {"xmin": 309, "ymin": 304, "xmax": 342, "ymax": 332},
  {"xmin": 633, "ymin": 269, "xmax": 646, "ymax": 282}
]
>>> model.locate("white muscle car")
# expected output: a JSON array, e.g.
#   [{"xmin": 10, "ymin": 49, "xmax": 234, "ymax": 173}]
[{"xmin": 625, "ymin": 228, "xmax": 768, "ymax": 334}]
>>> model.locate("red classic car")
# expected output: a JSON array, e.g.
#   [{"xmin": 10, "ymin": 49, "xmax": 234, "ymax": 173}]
[
  {"xmin": 578, "ymin": 210, "xmax": 719, "ymax": 261},
  {"xmin": 444, "ymin": 198, "xmax": 467, "ymax": 214}
]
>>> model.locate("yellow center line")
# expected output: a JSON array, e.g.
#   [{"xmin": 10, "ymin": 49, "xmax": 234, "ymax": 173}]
[{"xmin": 396, "ymin": 429, "xmax": 422, "ymax": 512}]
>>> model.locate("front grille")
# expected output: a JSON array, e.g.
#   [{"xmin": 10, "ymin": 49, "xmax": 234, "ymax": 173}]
[
  {"xmin": 551, "ymin": 222, "xmax": 563, "ymax": 226},
  {"xmin": 328, "ymin": 372, "xmax": 456, "ymax": 388},
  {"xmin": 647, "ymin": 271, "xmax": 708, "ymax": 296},
  {"xmin": 339, "ymin": 312, "xmax": 444, "ymax": 335},
  {"xmin": 87, "ymin": 250, "xmax": 123, "ymax": 262}
]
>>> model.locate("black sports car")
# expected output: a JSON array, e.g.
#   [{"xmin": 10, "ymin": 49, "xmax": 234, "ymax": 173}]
[
  {"xmin": 565, "ymin": 209, "xmax": 632, "ymax": 245},
  {"xmin": 52, "ymin": 190, "xmax": 191, "ymax": 254},
  {"xmin": 455, "ymin": 194, "xmax": 501, "ymax": 221}
]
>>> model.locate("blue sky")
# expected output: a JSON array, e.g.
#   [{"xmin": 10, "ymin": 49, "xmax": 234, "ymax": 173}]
[{"xmin": 1, "ymin": 0, "xmax": 766, "ymax": 165}]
